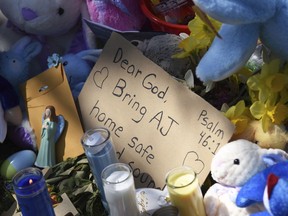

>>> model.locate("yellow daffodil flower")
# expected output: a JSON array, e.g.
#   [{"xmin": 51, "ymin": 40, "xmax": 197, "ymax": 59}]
[
  {"xmin": 248, "ymin": 59, "xmax": 288, "ymax": 101},
  {"xmin": 250, "ymin": 100, "xmax": 288, "ymax": 132},
  {"xmin": 247, "ymin": 59, "xmax": 283, "ymax": 103},
  {"xmin": 224, "ymin": 100, "xmax": 253, "ymax": 134},
  {"xmin": 174, "ymin": 15, "xmax": 222, "ymax": 58},
  {"xmin": 247, "ymin": 59, "xmax": 288, "ymax": 132}
]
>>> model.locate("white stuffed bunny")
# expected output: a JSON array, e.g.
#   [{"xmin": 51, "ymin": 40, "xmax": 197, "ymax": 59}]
[{"xmin": 204, "ymin": 139, "xmax": 288, "ymax": 216}]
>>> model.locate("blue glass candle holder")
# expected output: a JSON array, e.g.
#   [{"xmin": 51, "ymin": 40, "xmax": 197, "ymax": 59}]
[
  {"xmin": 12, "ymin": 167, "xmax": 55, "ymax": 216},
  {"xmin": 81, "ymin": 127, "xmax": 119, "ymax": 210}
]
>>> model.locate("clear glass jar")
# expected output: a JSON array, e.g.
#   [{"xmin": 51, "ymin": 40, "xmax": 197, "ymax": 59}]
[
  {"xmin": 102, "ymin": 163, "xmax": 140, "ymax": 216},
  {"xmin": 166, "ymin": 166, "xmax": 206, "ymax": 216}
]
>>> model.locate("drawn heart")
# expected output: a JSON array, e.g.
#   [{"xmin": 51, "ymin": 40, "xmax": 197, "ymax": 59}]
[
  {"xmin": 182, "ymin": 151, "xmax": 205, "ymax": 175},
  {"xmin": 93, "ymin": 67, "xmax": 109, "ymax": 89}
]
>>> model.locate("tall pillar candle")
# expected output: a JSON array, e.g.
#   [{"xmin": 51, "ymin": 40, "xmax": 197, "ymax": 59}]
[
  {"xmin": 166, "ymin": 166, "xmax": 206, "ymax": 216},
  {"xmin": 12, "ymin": 167, "xmax": 55, "ymax": 216},
  {"xmin": 102, "ymin": 163, "xmax": 140, "ymax": 216},
  {"xmin": 81, "ymin": 127, "xmax": 118, "ymax": 210}
]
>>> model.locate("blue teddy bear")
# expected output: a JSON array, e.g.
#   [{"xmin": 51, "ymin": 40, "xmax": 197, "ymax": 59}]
[{"xmin": 193, "ymin": 0, "xmax": 288, "ymax": 83}]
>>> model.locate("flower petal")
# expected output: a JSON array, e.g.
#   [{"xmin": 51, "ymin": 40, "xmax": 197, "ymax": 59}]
[{"xmin": 250, "ymin": 101, "xmax": 266, "ymax": 119}]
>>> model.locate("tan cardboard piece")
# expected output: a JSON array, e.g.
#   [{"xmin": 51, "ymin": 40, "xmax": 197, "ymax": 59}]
[
  {"xmin": 21, "ymin": 65, "xmax": 84, "ymax": 163},
  {"xmin": 79, "ymin": 32, "xmax": 235, "ymax": 189}
]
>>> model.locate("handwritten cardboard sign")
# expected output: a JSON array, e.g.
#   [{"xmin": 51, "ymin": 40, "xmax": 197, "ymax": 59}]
[{"xmin": 78, "ymin": 32, "xmax": 235, "ymax": 189}]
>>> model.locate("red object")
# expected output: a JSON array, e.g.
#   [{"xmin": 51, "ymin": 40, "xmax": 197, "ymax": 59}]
[
  {"xmin": 140, "ymin": 0, "xmax": 192, "ymax": 35},
  {"xmin": 267, "ymin": 173, "xmax": 279, "ymax": 199}
]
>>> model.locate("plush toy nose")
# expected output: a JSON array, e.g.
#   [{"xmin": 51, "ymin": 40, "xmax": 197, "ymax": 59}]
[{"xmin": 22, "ymin": 8, "xmax": 38, "ymax": 21}]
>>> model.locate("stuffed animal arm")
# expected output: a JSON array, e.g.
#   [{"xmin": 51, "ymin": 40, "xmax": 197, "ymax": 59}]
[
  {"xmin": 193, "ymin": 0, "xmax": 288, "ymax": 83},
  {"xmin": 193, "ymin": 0, "xmax": 275, "ymax": 24},
  {"xmin": 196, "ymin": 23, "xmax": 259, "ymax": 83}
]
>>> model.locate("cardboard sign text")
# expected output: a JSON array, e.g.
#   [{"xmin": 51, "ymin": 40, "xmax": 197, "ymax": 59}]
[{"xmin": 79, "ymin": 33, "xmax": 235, "ymax": 189}]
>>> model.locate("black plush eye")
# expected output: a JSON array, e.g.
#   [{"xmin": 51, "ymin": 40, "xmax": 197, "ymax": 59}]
[
  {"xmin": 63, "ymin": 61, "xmax": 68, "ymax": 66},
  {"xmin": 233, "ymin": 159, "xmax": 240, "ymax": 165},
  {"xmin": 58, "ymin": 7, "xmax": 64, "ymax": 16},
  {"xmin": 131, "ymin": 41, "xmax": 139, "ymax": 46}
]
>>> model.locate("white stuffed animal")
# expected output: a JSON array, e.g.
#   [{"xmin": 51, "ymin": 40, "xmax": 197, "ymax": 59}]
[
  {"xmin": 0, "ymin": 0, "xmax": 82, "ymax": 36},
  {"xmin": 204, "ymin": 183, "xmax": 264, "ymax": 216},
  {"xmin": 204, "ymin": 139, "xmax": 288, "ymax": 216},
  {"xmin": 0, "ymin": 0, "xmax": 86, "ymax": 69}
]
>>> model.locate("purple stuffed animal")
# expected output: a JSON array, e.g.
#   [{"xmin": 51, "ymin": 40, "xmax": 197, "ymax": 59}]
[
  {"xmin": 0, "ymin": 36, "xmax": 42, "ymax": 150},
  {"xmin": 85, "ymin": 0, "xmax": 146, "ymax": 31}
]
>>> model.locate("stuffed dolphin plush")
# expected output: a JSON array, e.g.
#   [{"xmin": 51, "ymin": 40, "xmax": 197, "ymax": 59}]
[
  {"xmin": 236, "ymin": 161, "xmax": 288, "ymax": 216},
  {"xmin": 193, "ymin": 0, "xmax": 288, "ymax": 83}
]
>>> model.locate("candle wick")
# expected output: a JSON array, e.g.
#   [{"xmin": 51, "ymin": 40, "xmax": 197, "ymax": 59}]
[{"xmin": 29, "ymin": 179, "xmax": 33, "ymax": 185}]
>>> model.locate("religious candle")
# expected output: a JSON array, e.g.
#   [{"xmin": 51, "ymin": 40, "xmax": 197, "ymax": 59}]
[
  {"xmin": 102, "ymin": 163, "xmax": 140, "ymax": 216},
  {"xmin": 12, "ymin": 167, "xmax": 55, "ymax": 216},
  {"xmin": 166, "ymin": 166, "xmax": 206, "ymax": 216},
  {"xmin": 81, "ymin": 127, "xmax": 118, "ymax": 210}
]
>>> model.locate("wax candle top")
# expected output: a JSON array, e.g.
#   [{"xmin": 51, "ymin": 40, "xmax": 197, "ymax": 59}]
[
  {"xmin": 13, "ymin": 167, "xmax": 46, "ymax": 197},
  {"xmin": 17, "ymin": 176, "xmax": 41, "ymax": 187},
  {"xmin": 106, "ymin": 170, "xmax": 130, "ymax": 184},
  {"xmin": 85, "ymin": 133, "xmax": 105, "ymax": 146},
  {"xmin": 81, "ymin": 128, "xmax": 110, "ymax": 154},
  {"xmin": 166, "ymin": 172, "xmax": 197, "ymax": 195}
]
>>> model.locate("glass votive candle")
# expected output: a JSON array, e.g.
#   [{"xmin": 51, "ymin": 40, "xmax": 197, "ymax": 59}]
[
  {"xmin": 165, "ymin": 166, "xmax": 206, "ymax": 216},
  {"xmin": 81, "ymin": 127, "xmax": 118, "ymax": 210},
  {"xmin": 102, "ymin": 163, "xmax": 140, "ymax": 216},
  {"xmin": 12, "ymin": 167, "xmax": 55, "ymax": 216}
]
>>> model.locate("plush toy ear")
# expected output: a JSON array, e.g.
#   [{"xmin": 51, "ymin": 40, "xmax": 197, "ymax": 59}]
[
  {"xmin": 23, "ymin": 41, "xmax": 42, "ymax": 62},
  {"xmin": 193, "ymin": 0, "xmax": 276, "ymax": 24},
  {"xmin": 10, "ymin": 37, "xmax": 32, "ymax": 53},
  {"xmin": 196, "ymin": 23, "xmax": 259, "ymax": 83},
  {"xmin": 262, "ymin": 148, "xmax": 288, "ymax": 166},
  {"xmin": 76, "ymin": 49, "xmax": 102, "ymax": 63},
  {"xmin": 10, "ymin": 36, "xmax": 42, "ymax": 62}
]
